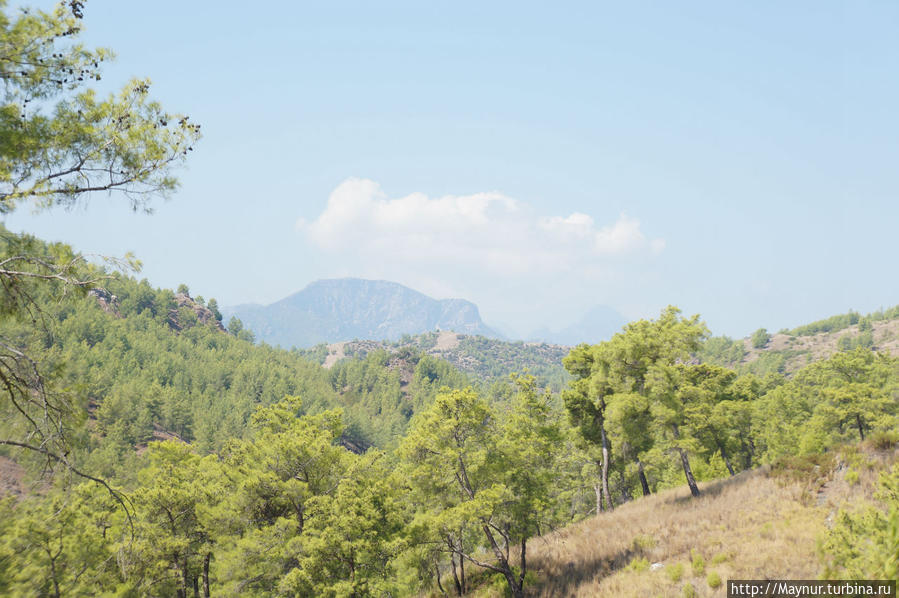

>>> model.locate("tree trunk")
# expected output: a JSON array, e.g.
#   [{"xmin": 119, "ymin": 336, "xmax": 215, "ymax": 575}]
[
  {"xmin": 518, "ymin": 537, "xmax": 527, "ymax": 592},
  {"xmin": 435, "ymin": 560, "xmax": 447, "ymax": 596},
  {"xmin": 856, "ymin": 413, "xmax": 866, "ymax": 441},
  {"xmin": 450, "ymin": 553, "xmax": 463, "ymax": 596},
  {"xmin": 203, "ymin": 553, "xmax": 211, "ymax": 598},
  {"xmin": 672, "ymin": 424, "xmax": 700, "ymax": 497},
  {"xmin": 459, "ymin": 544, "xmax": 466, "ymax": 595},
  {"xmin": 600, "ymin": 425, "xmax": 613, "ymax": 511},
  {"xmin": 637, "ymin": 458, "xmax": 651, "ymax": 496},
  {"xmin": 175, "ymin": 554, "xmax": 187, "ymax": 598},
  {"xmin": 594, "ymin": 481, "xmax": 604, "ymax": 514},
  {"xmin": 481, "ymin": 524, "xmax": 524, "ymax": 598},
  {"xmin": 678, "ymin": 448, "xmax": 700, "ymax": 497},
  {"xmin": 717, "ymin": 439, "xmax": 736, "ymax": 476},
  {"xmin": 47, "ymin": 552, "xmax": 61, "ymax": 598}
]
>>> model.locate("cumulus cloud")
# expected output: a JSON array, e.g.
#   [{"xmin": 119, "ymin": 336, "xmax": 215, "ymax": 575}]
[{"xmin": 297, "ymin": 178, "xmax": 664, "ymax": 277}]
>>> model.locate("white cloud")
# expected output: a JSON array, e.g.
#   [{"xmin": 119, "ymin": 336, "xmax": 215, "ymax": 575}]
[
  {"xmin": 299, "ymin": 178, "xmax": 663, "ymax": 269},
  {"xmin": 296, "ymin": 178, "xmax": 665, "ymax": 329}
]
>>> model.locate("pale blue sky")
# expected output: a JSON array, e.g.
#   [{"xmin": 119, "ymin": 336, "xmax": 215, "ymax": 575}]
[{"xmin": 5, "ymin": 1, "xmax": 898, "ymax": 338}]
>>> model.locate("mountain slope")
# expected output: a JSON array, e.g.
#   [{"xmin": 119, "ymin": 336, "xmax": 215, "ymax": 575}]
[
  {"xmin": 521, "ymin": 447, "xmax": 897, "ymax": 597},
  {"xmin": 699, "ymin": 306, "xmax": 899, "ymax": 376},
  {"xmin": 226, "ymin": 278, "xmax": 500, "ymax": 348},
  {"xmin": 304, "ymin": 330, "xmax": 571, "ymax": 391}
]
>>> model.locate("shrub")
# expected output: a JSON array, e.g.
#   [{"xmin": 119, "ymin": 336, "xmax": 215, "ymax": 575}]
[
  {"xmin": 858, "ymin": 330, "xmax": 874, "ymax": 348},
  {"xmin": 751, "ymin": 328, "xmax": 770, "ymax": 349},
  {"xmin": 707, "ymin": 571, "xmax": 722, "ymax": 588},
  {"xmin": 632, "ymin": 534, "xmax": 656, "ymax": 551},
  {"xmin": 837, "ymin": 335, "xmax": 853, "ymax": 351},
  {"xmin": 682, "ymin": 582, "xmax": 697, "ymax": 598},
  {"xmin": 666, "ymin": 563, "xmax": 684, "ymax": 582},
  {"xmin": 489, "ymin": 569, "xmax": 539, "ymax": 596},
  {"xmin": 869, "ymin": 430, "xmax": 899, "ymax": 450},
  {"xmin": 770, "ymin": 453, "xmax": 835, "ymax": 485},
  {"xmin": 691, "ymin": 550, "xmax": 705, "ymax": 575},
  {"xmin": 628, "ymin": 557, "xmax": 650, "ymax": 572},
  {"xmin": 711, "ymin": 552, "xmax": 731, "ymax": 565}
]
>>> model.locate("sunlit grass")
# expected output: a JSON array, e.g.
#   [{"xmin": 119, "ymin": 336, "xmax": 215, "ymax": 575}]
[{"xmin": 518, "ymin": 445, "xmax": 897, "ymax": 597}]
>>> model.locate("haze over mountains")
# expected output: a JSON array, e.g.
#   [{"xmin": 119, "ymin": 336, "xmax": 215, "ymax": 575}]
[
  {"xmin": 227, "ymin": 278, "xmax": 629, "ymax": 349},
  {"xmin": 225, "ymin": 278, "xmax": 500, "ymax": 348},
  {"xmin": 529, "ymin": 305, "xmax": 627, "ymax": 346}
]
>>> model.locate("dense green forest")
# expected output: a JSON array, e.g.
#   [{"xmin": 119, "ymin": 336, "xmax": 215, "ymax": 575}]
[
  {"xmin": 0, "ymin": 228, "xmax": 475, "ymax": 468},
  {"xmin": 0, "ymin": 4, "xmax": 897, "ymax": 597},
  {"xmin": 2, "ymin": 234, "xmax": 897, "ymax": 595}
]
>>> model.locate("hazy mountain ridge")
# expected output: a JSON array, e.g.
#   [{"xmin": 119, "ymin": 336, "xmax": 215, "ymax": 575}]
[{"xmin": 225, "ymin": 278, "xmax": 500, "ymax": 348}]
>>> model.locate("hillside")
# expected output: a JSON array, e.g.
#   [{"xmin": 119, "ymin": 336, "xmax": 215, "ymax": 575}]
[
  {"xmin": 225, "ymin": 278, "xmax": 500, "ymax": 348},
  {"xmin": 301, "ymin": 330, "xmax": 571, "ymax": 391},
  {"xmin": 699, "ymin": 306, "xmax": 899, "ymax": 376},
  {"xmin": 0, "ymin": 234, "xmax": 475, "ymax": 477},
  {"xmin": 300, "ymin": 305, "xmax": 899, "ymax": 391},
  {"xmin": 523, "ymin": 446, "xmax": 898, "ymax": 597}
]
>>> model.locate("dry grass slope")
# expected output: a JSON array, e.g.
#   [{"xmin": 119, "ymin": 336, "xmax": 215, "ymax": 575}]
[{"xmin": 521, "ymin": 447, "xmax": 896, "ymax": 597}]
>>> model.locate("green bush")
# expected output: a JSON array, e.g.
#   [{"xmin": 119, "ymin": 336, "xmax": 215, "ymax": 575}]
[
  {"xmin": 751, "ymin": 328, "xmax": 770, "ymax": 349},
  {"xmin": 682, "ymin": 582, "xmax": 697, "ymax": 597},
  {"xmin": 711, "ymin": 552, "xmax": 731, "ymax": 565},
  {"xmin": 707, "ymin": 571, "xmax": 722, "ymax": 588},
  {"xmin": 628, "ymin": 557, "xmax": 650, "ymax": 572},
  {"xmin": 770, "ymin": 453, "xmax": 835, "ymax": 485},
  {"xmin": 666, "ymin": 562, "xmax": 684, "ymax": 582},
  {"xmin": 490, "ymin": 569, "xmax": 539, "ymax": 597},
  {"xmin": 858, "ymin": 330, "xmax": 874, "ymax": 349},
  {"xmin": 691, "ymin": 549, "xmax": 705, "ymax": 575},
  {"xmin": 632, "ymin": 534, "xmax": 657, "ymax": 551}
]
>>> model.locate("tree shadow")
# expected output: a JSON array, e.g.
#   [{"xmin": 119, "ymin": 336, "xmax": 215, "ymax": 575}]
[
  {"xmin": 668, "ymin": 469, "xmax": 758, "ymax": 506},
  {"xmin": 527, "ymin": 546, "xmax": 639, "ymax": 597}
]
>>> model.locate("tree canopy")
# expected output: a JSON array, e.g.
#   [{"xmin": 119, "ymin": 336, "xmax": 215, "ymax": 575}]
[{"xmin": 0, "ymin": 0, "xmax": 200, "ymax": 481}]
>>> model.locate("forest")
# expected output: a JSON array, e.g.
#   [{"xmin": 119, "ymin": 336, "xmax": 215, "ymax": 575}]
[
  {"xmin": 0, "ymin": 3, "xmax": 897, "ymax": 597},
  {"xmin": 1, "ymin": 226, "xmax": 896, "ymax": 596}
]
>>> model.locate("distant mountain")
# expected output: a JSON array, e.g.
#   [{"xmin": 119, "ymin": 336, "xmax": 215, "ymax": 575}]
[
  {"xmin": 530, "ymin": 305, "xmax": 626, "ymax": 346},
  {"xmin": 224, "ymin": 278, "xmax": 500, "ymax": 348}
]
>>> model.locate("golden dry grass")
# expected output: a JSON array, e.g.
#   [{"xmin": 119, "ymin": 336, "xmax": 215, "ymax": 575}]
[{"xmin": 522, "ymin": 447, "xmax": 897, "ymax": 597}]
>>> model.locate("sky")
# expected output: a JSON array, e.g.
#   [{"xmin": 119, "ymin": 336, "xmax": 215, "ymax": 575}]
[{"xmin": 4, "ymin": 1, "xmax": 898, "ymax": 339}]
